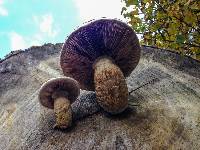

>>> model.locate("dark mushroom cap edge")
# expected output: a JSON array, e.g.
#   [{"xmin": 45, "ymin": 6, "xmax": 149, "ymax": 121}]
[{"xmin": 38, "ymin": 77, "xmax": 80, "ymax": 109}]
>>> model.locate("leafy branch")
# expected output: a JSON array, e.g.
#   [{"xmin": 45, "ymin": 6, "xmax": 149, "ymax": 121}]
[{"xmin": 122, "ymin": 0, "xmax": 200, "ymax": 59}]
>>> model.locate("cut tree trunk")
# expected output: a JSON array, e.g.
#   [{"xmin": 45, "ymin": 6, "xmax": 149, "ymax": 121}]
[{"xmin": 0, "ymin": 43, "xmax": 200, "ymax": 149}]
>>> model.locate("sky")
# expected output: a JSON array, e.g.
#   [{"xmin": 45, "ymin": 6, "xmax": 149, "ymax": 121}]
[{"xmin": 0, "ymin": 0, "xmax": 125, "ymax": 58}]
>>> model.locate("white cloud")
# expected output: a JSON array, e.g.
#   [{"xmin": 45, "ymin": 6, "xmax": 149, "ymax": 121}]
[
  {"xmin": 10, "ymin": 32, "xmax": 27, "ymax": 50},
  {"xmin": 74, "ymin": 0, "xmax": 126, "ymax": 23},
  {"xmin": 0, "ymin": 0, "xmax": 8, "ymax": 16},
  {"xmin": 9, "ymin": 14, "xmax": 60, "ymax": 51},
  {"xmin": 9, "ymin": 31, "xmax": 43, "ymax": 50},
  {"xmin": 0, "ymin": 7, "xmax": 8, "ymax": 16},
  {"xmin": 33, "ymin": 14, "xmax": 58, "ymax": 38}
]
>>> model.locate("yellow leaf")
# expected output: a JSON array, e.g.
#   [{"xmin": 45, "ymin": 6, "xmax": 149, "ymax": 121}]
[
  {"xmin": 184, "ymin": 11, "xmax": 196, "ymax": 24},
  {"xmin": 190, "ymin": 2, "xmax": 200, "ymax": 10},
  {"xmin": 131, "ymin": 9, "xmax": 139, "ymax": 15}
]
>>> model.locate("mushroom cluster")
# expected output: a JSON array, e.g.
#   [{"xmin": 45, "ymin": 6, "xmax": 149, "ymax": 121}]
[
  {"xmin": 38, "ymin": 18, "xmax": 140, "ymax": 129},
  {"xmin": 60, "ymin": 19, "xmax": 141, "ymax": 114}
]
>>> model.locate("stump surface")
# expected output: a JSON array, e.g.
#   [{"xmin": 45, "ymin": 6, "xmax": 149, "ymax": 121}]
[{"xmin": 0, "ymin": 44, "xmax": 200, "ymax": 149}]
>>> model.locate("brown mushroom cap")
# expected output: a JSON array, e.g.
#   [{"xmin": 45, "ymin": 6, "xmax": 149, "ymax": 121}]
[
  {"xmin": 39, "ymin": 77, "xmax": 80, "ymax": 109},
  {"xmin": 60, "ymin": 19, "xmax": 141, "ymax": 90}
]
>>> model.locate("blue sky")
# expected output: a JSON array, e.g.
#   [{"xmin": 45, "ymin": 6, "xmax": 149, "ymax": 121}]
[{"xmin": 0, "ymin": 0, "xmax": 124, "ymax": 58}]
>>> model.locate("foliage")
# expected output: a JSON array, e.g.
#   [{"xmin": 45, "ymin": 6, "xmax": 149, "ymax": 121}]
[{"xmin": 122, "ymin": 0, "xmax": 200, "ymax": 59}]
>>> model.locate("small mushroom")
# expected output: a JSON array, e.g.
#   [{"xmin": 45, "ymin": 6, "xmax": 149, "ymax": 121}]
[
  {"xmin": 39, "ymin": 77, "xmax": 80, "ymax": 129},
  {"xmin": 60, "ymin": 19, "xmax": 141, "ymax": 114}
]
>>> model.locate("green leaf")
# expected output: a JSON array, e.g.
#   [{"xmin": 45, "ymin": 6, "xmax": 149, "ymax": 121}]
[
  {"xmin": 176, "ymin": 35, "xmax": 185, "ymax": 44},
  {"xmin": 126, "ymin": 0, "xmax": 134, "ymax": 7},
  {"xmin": 126, "ymin": 0, "xmax": 139, "ymax": 6},
  {"xmin": 133, "ymin": 0, "xmax": 139, "ymax": 5}
]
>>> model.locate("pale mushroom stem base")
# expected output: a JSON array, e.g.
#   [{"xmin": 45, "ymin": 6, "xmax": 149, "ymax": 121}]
[
  {"xmin": 53, "ymin": 97, "xmax": 72, "ymax": 129},
  {"xmin": 93, "ymin": 57, "xmax": 128, "ymax": 114}
]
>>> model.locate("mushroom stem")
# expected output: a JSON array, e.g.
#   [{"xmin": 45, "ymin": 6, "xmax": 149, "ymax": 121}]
[
  {"xmin": 53, "ymin": 97, "xmax": 72, "ymax": 129},
  {"xmin": 93, "ymin": 57, "xmax": 128, "ymax": 114}
]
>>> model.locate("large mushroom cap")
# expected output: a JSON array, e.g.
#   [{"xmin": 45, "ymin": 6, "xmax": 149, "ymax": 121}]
[
  {"xmin": 39, "ymin": 77, "xmax": 80, "ymax": 109},
  {"xmin": 60, "ymin": 19, "xmax": 141, "ymax": 90}
]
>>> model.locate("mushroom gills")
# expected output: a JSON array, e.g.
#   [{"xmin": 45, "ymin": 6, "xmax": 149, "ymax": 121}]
[
  {"xmin": 93, "ymin": 57, "xmax": 128, "ymax": 114},
  {"xmin": 53, "ymin": 97, "xmax": 72, "ymax": 129}
]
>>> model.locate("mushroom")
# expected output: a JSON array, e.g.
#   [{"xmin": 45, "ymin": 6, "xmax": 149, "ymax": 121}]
[
  {"xmin": 60, "ymin": 19, "xmax": 141, "ymax": 114},
  {"xmin": 39, "ymin": 77, "xmax": 80, "ymax": 129}
]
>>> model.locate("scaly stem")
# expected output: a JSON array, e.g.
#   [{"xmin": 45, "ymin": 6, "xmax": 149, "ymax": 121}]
[
  {"xmin": 53, "ymin": 97, "xmax": 72, "ymax": 129},
  {"xmin": 93, "ymin": 57, "xmax": 128, "ymax": 114}
]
